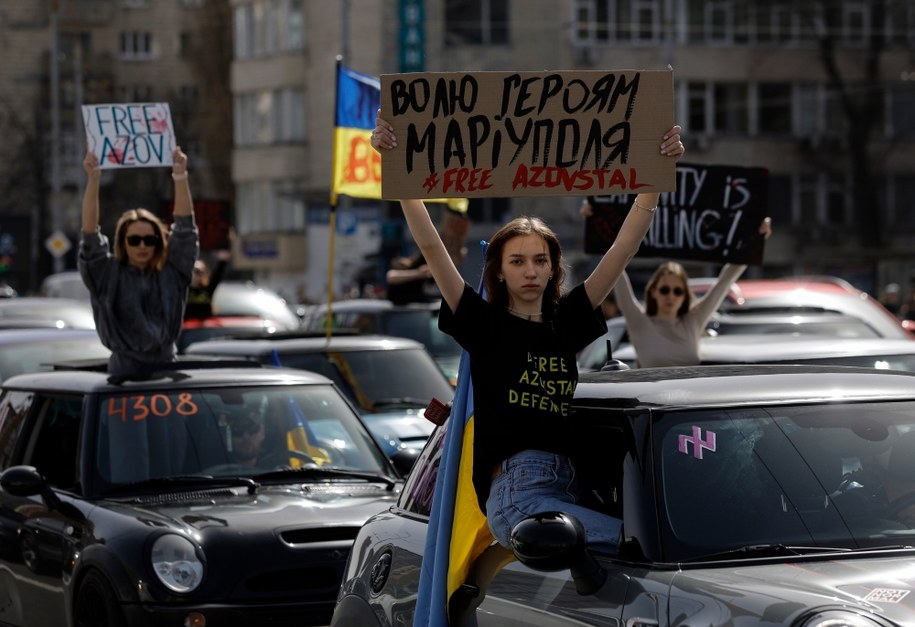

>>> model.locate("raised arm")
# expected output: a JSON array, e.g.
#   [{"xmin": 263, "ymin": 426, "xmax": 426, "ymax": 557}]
[
  {"xmin": 171, "ymin": 146, "xmax": 193, "ymax": 217},
  {"xmin": 583, "ymin": 126, "xmax": 684, "ymax": 308},
  {"xmin": 81, "ymin": 150, "xmax": 101, "ymax": 234},
  {"xmin": 371, "ymin": 112, "xmax": 465, "ymax": 312}
]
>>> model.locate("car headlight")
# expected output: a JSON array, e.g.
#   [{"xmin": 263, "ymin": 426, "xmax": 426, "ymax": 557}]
[
  {"xmin": 799, "ymin": 610, "xmax": 888, "ymax": 627},
  {"xmin": 150, "ymin": 534, "xmax": 204, "ymax": 593}
]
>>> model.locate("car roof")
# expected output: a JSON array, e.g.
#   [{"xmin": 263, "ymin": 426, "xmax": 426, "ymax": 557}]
[
  {"xmin": 0, "ymin": 328, "xmax": 100, "ymax": 343},
  {"xmin": 185, "ymin": 333, "xmax": 426, "ymax": 356},
  {"xmin": 1, "ymin": 363, "xmax": 333, "ymax": 394},
  {"xmin": 576, "ymin": 364, "xmax": 915, "ymax": 409},
  {"xmin": 310, "ymin": 299, "xmax": 440, "ymax": 312}
]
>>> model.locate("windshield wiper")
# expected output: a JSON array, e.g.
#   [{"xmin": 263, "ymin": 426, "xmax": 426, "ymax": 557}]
[
  {"xmin": 370, "ymin": 397, "xmax": 428, "ymax": 409},
  {"xmin": 254, "ymin": 466, "xmax": 397, "ymax": 490},
  {"xmin": 102, "ymin": 475, "xmax": 258, "ymax": 496},
  {"xmin": 683, "ymin": 544, "xmax": 852, "ymax": 563}
]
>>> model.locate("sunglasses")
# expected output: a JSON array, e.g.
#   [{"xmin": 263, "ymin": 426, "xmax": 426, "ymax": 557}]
[
  {"xmin": 125, "ymin": 234, "xmax": 160, "ymax": 247},
  {"xmin": 657, "ymin": 286, "xmax": 685, "ymax": 296},
  {"xmin": 230, "ymin": 418, "xmax": 262, "ymax": 437}
]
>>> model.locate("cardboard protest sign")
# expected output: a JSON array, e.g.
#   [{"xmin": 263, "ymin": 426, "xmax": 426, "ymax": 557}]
[
  {"xmin": 82, "ymin": 103, "xmax": 176, "ymax": 169},
  {"xmin": 584, "ymin": 163, "xmax": 769, "ymax": 265},
  {"xmin": 379, "ymin": 69, "xmax": 674, "ymax": 199}
]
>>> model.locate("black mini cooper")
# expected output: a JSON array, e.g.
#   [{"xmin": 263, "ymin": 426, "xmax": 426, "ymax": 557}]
[
  {"xmin": 334, "ymin": 365, "xmax": 915, "ymax": 627},
  {"xmin": 0, "ymin": 360, "xmax": 403, "ymax": 627}
]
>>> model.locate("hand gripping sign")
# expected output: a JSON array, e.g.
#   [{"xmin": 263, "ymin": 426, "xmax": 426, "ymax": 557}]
[{"xmin": 82, "ymin": 102, "xmax": 177, "ymax": 169}]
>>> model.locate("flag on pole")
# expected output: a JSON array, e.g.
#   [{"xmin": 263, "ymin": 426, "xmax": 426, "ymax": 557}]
[
  {"xmin": 331, "ymin": 61, "xmax": 468, "ymax": 213},
  {"xmin": 414, "ymin": 250, "xmax": 492, "ymax": 626}
]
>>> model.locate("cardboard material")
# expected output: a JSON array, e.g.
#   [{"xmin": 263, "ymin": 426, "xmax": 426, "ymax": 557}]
[
  {"xmin": 82, "ymin": 103, "xmax": 176, "ymax": 169},
  {"xmin": 380, "ymin": 69, "xmax": 674, "ymax": 199},
  {"xmin": 584, "ymin": 163, "xmax": 769, "ymax": 265}
]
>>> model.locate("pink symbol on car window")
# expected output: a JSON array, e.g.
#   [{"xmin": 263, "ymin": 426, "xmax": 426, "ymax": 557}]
[{"xmin": 678, "ymin": 426, "xmax": 717, "ymax": 459}]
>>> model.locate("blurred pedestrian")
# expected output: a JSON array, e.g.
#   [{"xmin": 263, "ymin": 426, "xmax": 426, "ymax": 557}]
[
  {"xmin": 185, "ymin": 249, "xmax": 230, "ymax": 319},
  {"xmin": 78, "ymin": 147, "xmax": 199, "ymax": 375}
]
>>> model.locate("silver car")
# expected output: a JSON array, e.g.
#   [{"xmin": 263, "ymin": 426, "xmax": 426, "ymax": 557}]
[{"xmin": 334, "ymin": 365, "xmax": 915, "ymax": 626}]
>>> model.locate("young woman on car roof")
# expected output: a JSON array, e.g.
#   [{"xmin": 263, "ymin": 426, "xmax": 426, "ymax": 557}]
[
  {"xmin": 371, "ymin": 110, "xmax": 684, "ymax": 554},
  {"xmin": 78, "ymin": 147, "xmax": 199, "ymax": 376}
]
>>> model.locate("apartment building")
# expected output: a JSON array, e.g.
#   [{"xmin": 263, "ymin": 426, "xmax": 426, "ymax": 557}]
[{"xmin": 230, "ymin": 0, "xmax": 915, "ymax": 298}]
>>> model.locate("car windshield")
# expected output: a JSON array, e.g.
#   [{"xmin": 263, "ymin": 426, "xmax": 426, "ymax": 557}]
[
  {"xmin": 92, "ymin": 384, "xmax": 390, "ymax": 488},
  {"xmin": 278, "ymin": 348, "xmax": 455, "ymax": 412},
  {"xmin": 657, "ymin": 402, "xmax": 915, "ymax": 561},
  {"xmin": 383, "ymin": 309, "xmax": 462, "ymax": 361}
]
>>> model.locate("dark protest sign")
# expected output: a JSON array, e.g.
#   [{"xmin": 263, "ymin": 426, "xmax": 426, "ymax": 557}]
[
  {"xmin": 584, "ymin": 163, "xmax": 769, "ymax": 265},
  {"xmin": 82, "ymin": 103, "xmax": 176, "ymax": 169},
  {"xmin": 379, "ymin": 69, "xmax": 675, "ymax": 199}
]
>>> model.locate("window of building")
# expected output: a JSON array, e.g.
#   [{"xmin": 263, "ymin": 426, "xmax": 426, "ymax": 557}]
[
  {"xmin": 234, "ymin": 3, "xmax": 255, "ymax": 59},
  {"xmin": 794, "ymin": 82, "xmax": 820, "ymax": 136},
  {"xmin": 767, "ymin": 174, "xmax": 793, "ymax": 226},
  {"xmin": 445, "ymin": 0, "xmax": 508, "ymax": 46},
  {"xmin": 891, "ymin": 175, "xmax": 915, "ymax": 229},
  {"xmin": 286, "ymin": 0, "xmax": 305, "ymax": 51},
  {"xmin": 119, "ymin": 84, "xmax": 153, "ymax": 102},
  {"xmin": 235, "ymin": 180, "xmax": 307, "ymax": 233},
  {"xmin": 119, "ymin": 31, "xmax": 152, "ymax": 60},
  {"xmin": 178, "ymin": 85, "xmax": 200, "ymax": 114},
  {"xmin": 573, "ymin": 0, "xmax": 664, "ymax": 44},
  {"xmin": 797, "ymin": 173, "xmax": 819, "ymax": 225},
  {"xmin": 686, "ymin": 81, "xmax": 708, "ymax": 134},
  {"xmin": 825, "ymin": 173, "xmax": 849, "ymax": 224},
  {"xmin": 121, "ymin": 0, "xmax": 150, "ymax": 6},
  {"xmin": 757, "ymin": 82, "xmax": 792, "ymax": 134},
  {"xmin": 890, "ymin": 83, "xmax": 915, "ymax": 136},
  {"xmin": 234, "ymin": 0, "xmax": 305, "ymax": 59},
  {"xmin": 755, "ymin": 4, "xmax": 796, "ymax": 44},
  {"xmin": 234, "ymin": 88, "xmax": 305, "ymax": 146},
  {"xmin": 713, "ymin": 83, "xmax": 748, "ymax": 134},
  {"xmin": 886, "ymin": 2, "xmax": 915, "ymax": 47},
  {"xmin": 842, "ymin": 1, "xmax": 868, "ymax": 47}
]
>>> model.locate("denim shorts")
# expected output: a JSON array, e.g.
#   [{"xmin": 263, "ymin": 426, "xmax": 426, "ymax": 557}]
[{"xmin": 485, "ymin": 449, "xmax": 621, "ymax": 554}]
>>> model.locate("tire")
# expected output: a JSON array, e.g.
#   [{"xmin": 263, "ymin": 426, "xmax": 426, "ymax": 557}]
[{"xmin": 74, "ymin": 569, "xmax": 127, "ymax": 627}]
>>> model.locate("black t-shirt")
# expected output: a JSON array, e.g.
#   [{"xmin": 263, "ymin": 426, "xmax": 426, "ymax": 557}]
[{"xmin": 439, "ymin": 283, "xmax": 606, "ymax": 510}]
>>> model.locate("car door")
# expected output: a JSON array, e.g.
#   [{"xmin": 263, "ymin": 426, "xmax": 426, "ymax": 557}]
[{"xmin": 0, "ymin": 392, "xmax": 84, "ymax": 627}]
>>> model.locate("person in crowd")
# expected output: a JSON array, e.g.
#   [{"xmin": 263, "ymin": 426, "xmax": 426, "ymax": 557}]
[
  {"xmin": 78, "ymin": 147, "xmax": 199, "ymax": 376},
  {"xmin": 371, "ymin": 110, "xmax": 684, "ymax": 554},
  {"xmin": 605, "ymin": 216, "xmax": 772, "ymax": 368},
  {"xmin": 385, "ymin": 251, "xmax": 438, "ymax": 305},
  {"xmin": 185, "ymin": 249, "xmax": 230, "ymax": 319}
]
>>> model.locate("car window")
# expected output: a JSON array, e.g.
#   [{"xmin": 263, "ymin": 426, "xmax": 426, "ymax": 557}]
[
  {"xmin": 22, "ymin": 396, "xmax": 83, "ymax": 491},
  {"xmin": 281, "ymin": 349, "xmax": 454, "ymax": 412},
  {"xmin": 92, "ymin": 385, "xmax": 389, "ymax": 488},
  {"xmin": 0, "ymin": 391, "xmax": 35, "ymax": 468},
  {"xmin": 657, "ymin": 403, "xmax": 915, "ymax": 561},
  {"xmin": 398, "ymin": 425, "xmax": 447, "ymax": 516}
]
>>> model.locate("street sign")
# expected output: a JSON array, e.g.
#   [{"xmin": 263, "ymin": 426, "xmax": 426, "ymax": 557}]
[{"xmin": 45, "ymin": 230, "xmax": 72, "ymax": 258}]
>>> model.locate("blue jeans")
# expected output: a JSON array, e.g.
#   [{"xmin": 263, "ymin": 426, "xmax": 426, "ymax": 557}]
[{"xmin": 485, "ymin": 450, "xmax": 622, "ymax": 555}]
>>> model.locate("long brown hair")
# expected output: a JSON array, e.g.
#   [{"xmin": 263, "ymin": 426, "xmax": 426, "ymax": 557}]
[
  {"xmin": 482, "ymin": 216, "xmax": 565, "ymax": 312},
  {"xmin": 113, "ymin": 208, "xmax": 168, "ymax": 271},
  {"xmin": 644, "ymin": 261, "xmax": 692, "ymax": 317}
]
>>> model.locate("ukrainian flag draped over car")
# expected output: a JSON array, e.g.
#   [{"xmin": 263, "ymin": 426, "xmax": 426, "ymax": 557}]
[{"xmin": 414, "ymin": 270, "xmax": 493, "ymax": 627}]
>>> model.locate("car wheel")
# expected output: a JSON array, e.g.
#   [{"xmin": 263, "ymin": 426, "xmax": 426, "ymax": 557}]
[{"xmin": 74, "ymin": 570, "xmax": 126, "ymax": 627}]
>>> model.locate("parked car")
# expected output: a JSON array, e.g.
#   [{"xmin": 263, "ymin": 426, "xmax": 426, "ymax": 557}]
[
  {"xmin": 0, "ymin": 296, "xmax": 96, "ymax": 329},
  {"xmin": 578, "ymin": 311, "xmax": 880, "ymax": 372},
  {"xmin": 185, "ymin": 334, "xmax": 455, "ymax": 459},
  {"xmin": 209, "ymin": 281, "xmax": 301, "ymax": 330},
  {"xmin": 693, "ymin": 276, "xmax": 912, "ymax": 339},
  {"xmin": 0, "ymin": 328, "xmax": 110, "ymax": 382},
  {"xmin": 0, "ymin": 360, "xmax": 402, "ymax": 627},
  {"xmin": 39, "ymin": 273, "xmax": 301, "ymax": 332},
  {"xmin": 334, "ymin": 365, "xmax": 915, "ymax": 626},
  {"xmin": 301, "ymin": 299, "xmax": 462, "ymax": 384},
  {"xmin": 177, "ymin": 315, "xmax": 287, "ymax": 353}
]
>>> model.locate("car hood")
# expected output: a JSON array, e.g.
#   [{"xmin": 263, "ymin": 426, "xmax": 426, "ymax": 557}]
[
  {"xmin": 668, "ymin": 555, "xmax": 915, "ymax": 624},
  {"xmin": 102, "ymin": 481, "xmax": 397, "ymax": 533}
]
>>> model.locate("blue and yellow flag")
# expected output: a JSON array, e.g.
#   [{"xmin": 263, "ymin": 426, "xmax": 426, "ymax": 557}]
[
  {"xmin": 414, "ymin": 264, "xmax": 492, "ymax": 626},
  {"xmin": 331, "ymin": 60, "xmax": 468, "ymax": 213}
]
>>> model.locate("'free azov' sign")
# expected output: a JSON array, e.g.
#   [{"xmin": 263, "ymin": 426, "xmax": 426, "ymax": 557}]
[{"xmin": 82, "ymin": 103, "xmax": 176, "ymax": 169}]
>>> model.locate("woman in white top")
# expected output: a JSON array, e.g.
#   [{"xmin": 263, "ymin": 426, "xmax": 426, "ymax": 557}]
[{"xmin": 613, "ymin": 218, "xmax": 772, "ymax": 368}]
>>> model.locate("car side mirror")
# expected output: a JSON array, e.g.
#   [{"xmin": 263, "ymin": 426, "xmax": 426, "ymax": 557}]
[
  {"xmin": 509, "ymin": 511, "xmax": 607, "ymax": 595},
  {"xmin": 0, "ymin": 465, "xmax": 85, "ymax": 523}
]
